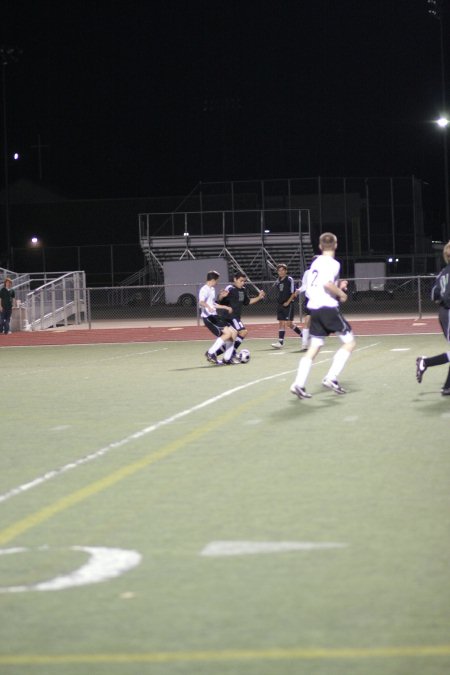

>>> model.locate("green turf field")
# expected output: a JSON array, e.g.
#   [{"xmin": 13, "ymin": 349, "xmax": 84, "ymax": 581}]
[{"xmin": 0, "ymin": 334, "xmax": 449, "ymax": 675}]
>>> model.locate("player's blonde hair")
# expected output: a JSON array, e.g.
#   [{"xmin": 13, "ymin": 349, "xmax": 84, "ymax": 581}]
[
  {"xmin": 319, "ymin": 232, "xmax": 337, "ymax": 251},
  {"xmin": 443, "ymin": 241, "xmax": 450, "ymax": 264}
]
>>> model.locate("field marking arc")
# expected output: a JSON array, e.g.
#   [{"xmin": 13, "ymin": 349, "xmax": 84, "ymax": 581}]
[{"xmin": 0, "ymin": 342, "xmax": 379, "ymax": 509}]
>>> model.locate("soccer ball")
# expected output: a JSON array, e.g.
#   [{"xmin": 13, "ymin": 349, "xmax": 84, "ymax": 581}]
[{"xmin": 239, "ymin": 348, "xmax": 251, "ymax": 363}]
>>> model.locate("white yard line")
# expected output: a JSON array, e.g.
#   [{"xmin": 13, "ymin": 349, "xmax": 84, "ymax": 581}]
[{"xmin": 0, "ymin": 343, "xmax": 378, "ymax": 506}]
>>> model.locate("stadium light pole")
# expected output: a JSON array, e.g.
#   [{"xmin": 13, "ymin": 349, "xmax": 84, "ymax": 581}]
[
  {"xmin": 427, "ymin": 0, "xmax": 450, "ymax": 241},
  {"xmin": 436, "ymin": 116, "xmax": 450, "ymax": 241},
  {"xmin": 1, "ymin": 47, "xmax": 22, "ymax": 268}
]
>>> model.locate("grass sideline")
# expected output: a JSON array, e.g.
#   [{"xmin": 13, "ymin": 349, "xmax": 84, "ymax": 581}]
[{"xmin": 0, "ymin": 334, "xmax": 449, "ymax": 675}]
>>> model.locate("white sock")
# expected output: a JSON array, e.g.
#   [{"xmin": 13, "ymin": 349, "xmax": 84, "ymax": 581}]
[
  {"xmin": 325, "ymin": 348, "xmax": 350, "ymax": 381},
  {"xmin": 209, "ymin": 337, "xmax": 224, "ymax": 355},
  {"xmin": 302, "ymin": 328, "xmax": 310, "ymax": 346},
  {"xmin": 295, "ymin": 356, "xmax": 313, "ymax": 388},
  {"xmin": 223, "ymin": 343, "xmax": 236, "ymax": 361}
]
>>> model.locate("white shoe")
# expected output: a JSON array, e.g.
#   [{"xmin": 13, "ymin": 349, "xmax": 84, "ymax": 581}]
[
  {"xmin": 322, "ymin": 378, "xmax": 347, "ymax": 394},
  {"xmin": 290, "ymin": 384, "xmax": 312, "ymax": 399},
  {"xmin": 271, "ymin": 341, "xmax": 283, "ymax": 349}
]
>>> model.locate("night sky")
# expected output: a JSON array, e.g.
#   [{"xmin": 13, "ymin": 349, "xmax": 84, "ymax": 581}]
[{"xmin": 1, "ymin": 0, "xmax": 449, "ymax": 213}]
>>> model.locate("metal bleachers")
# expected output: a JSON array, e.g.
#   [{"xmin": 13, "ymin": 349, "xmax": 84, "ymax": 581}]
[{"xmin": 135, "ymin": 207, "xmax": 313, "ymax": 286}]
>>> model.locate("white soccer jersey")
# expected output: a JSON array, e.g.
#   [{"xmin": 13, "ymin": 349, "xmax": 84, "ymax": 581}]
[
  {"xmin": 198, "ymin": 284, "xmax": 217, "ymax": 318},
  {"xmin": 306, "ymin": 255, "xmax": 340, "ymax": 309}
]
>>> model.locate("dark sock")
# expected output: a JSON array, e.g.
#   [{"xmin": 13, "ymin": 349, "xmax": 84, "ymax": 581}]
[
  {"xmin": 278, "ymin": 330, "xmax": 285, "ymax": 344},
  {"xmin": 443, "ymin": 366, "xmax": 450, "ymax": 389},
  {"xmin": 424, "ymin": 353, "xmax": 450, "ymax": 368},
  {"xmin": 292, "ymin": 325, "xmax": 302, "ymax": 336},
  {"xmin": 234, "ymin": 336, "xmax": 243, "ymax": 350}
]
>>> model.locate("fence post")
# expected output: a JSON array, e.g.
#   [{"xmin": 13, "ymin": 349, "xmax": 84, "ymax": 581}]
[
  {"xmin": 417, "ymin": 275, "xmax": 422, "ymax": 319},
  {"xmin": 87, "ymin": 287, "xmax": 92, "ymax": 329}
]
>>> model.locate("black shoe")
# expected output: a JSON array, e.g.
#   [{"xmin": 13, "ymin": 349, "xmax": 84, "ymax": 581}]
[
  {"xmin": 322, "ymin": 378, "xmax": 347, "ymax": 394},
  {"xmin": 290, "ymin": 384, "xmax": 312, "ymax": 399},
  {"xmin": 441, "ymin": 387, "xmax": 450, "ymax": 396},
  {"xmin": 205, "ymin": 351, "xmax": 220, "ymax": 364},
  {"xmin": 416, "ymin": 356, "xmax": 427, "ymax": 383}
]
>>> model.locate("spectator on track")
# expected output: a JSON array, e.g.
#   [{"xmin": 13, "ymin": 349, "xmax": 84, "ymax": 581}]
[{"xmin": 0, "ymin": 278, "xmax": 16, "ymax": 335}]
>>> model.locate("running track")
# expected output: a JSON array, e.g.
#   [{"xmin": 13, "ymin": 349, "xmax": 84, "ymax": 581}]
[{"xmin": 0, "ymin": 317, "xmax": 441, "ymax": 347}]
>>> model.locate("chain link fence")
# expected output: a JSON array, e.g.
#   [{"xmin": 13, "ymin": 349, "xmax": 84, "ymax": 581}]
[{"xmin": 83, "ymin": 276, "xmax": 438, "ymax": 327}]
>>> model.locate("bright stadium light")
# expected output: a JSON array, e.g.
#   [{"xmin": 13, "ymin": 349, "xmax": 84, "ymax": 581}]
[{"xmin": 437, "ymin": 116, "xmax": 449, "ymax": 128}]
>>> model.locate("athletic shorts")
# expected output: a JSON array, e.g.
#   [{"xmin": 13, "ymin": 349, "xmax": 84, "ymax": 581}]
[
  {"xmin": 309, "ymin": 306, "xmax": 352, "ymax": 338},
  {"xmin": 229, "ymin": 317, "xmax": 246, "ymax": 333},
  {"xmin": 438, "ymin": 305, "xmax": 450, "ymax": 342},
  {"xmin": 203, "ymin": 315, "xmax": 229, "ymax": 338},
  {"xmin": 277, "ymin": 303, "xmax": 294, "ymax": 321}
]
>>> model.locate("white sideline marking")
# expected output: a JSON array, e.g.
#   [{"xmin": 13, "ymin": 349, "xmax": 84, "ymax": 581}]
[
  {"xmin": 49, "ymin": 425, "xmax": 71, "ymax": 432},
  {"xmin": 201, "ymin": 541, "xmax": 347, "ymax": 556},
  {"xmin": 0, "ymin": 546, "xmax": 141, "ymax": 593},
  {"xmin": 390, "ymin": 348, "xmax": 410, "ymax": 352},
  {"xmin": 0, "ymin": 343, "xmax": 378, "ymax": 506}
]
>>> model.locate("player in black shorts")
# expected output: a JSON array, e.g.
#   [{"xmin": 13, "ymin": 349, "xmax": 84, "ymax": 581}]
[
  {"xmin": 218, "ymin": 272, "xmax": 265, "ymax": 363},
  {"xmin": 290, "ymin": 232, "xmax": 355, "ymax": 398},
  {"xmin": 416, "ymin": 240, "xmax": 450, "ymax": 395},
  {"xmin": 271, "ymin": 264, "xmax": 302, "ymax": 349}
]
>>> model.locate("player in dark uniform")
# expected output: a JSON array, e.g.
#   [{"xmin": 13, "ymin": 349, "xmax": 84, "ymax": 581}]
[
  {"xmin": 416, "ymin": 240, "xmax": 450, "ymax": 395},
  {"xmin": 217, "ymin": 272, "xmax": 265, "ymax": 364},
  {"xmin": 271, "ymin": 264, "xmax": 302, "ymax": 349}
]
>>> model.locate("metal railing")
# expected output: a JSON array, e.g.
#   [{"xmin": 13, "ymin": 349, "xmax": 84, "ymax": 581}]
[
  {"xmin": 138, "ymin": 208, "xmax": 312, "ymax": 240},
  {"xmin": 23, "ymin": 271, "xmax": 87, "ymax": 331}
]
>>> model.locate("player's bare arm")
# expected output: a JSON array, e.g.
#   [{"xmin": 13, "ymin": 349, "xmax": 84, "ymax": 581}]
[
  {"xmin": 249, "ymin": 290, "xmax": 266, "ymax": 304},
  {"xmin": 324, "ymin": 281, "xmax": 347, "ymax": 303}
]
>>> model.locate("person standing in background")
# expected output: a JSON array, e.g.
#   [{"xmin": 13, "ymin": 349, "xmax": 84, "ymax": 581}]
[{"xmin": 0, "ymin": 278, "xmax": 15, "ymax": 335}]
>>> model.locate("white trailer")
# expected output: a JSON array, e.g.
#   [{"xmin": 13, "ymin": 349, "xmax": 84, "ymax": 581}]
[{"xmin": 163, "ymin": 258, "xmax": 230, "ymax": 306}]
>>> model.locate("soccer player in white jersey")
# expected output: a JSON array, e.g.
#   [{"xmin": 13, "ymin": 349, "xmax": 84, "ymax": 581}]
[
  {"xmin": 290, "ymin": 232, "xmax": 355, "ymax": 399},
  {"xmin": 198, "ymin": 270, "xmax": 237, "ymax": 364}
]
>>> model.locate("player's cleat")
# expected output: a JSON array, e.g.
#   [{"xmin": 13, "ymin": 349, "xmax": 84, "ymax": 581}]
[
  {"xmin": 416, "ymin": 356, "xmax": 427, "ymax": 383},
  {"xmin": 205, "ymin": 351, "xmax": 220, "ymax": 365},
  {"xmin": 271, "ymin": 341, "xmax": 283, "ymax": 349},
  {"xmin": 300, "ymin": 344, "xmax": 309, "ymax": 352},
  {"xmin": 441, "ymin": 387, "xmax": 450, "ymax": 396},
  {"xmin": 322, "ymin": 378, "xmax": 347, "ymax": 394},
  {"xmin": 223, "ymin": 356, "xmax": 240, "ymax": 365},
  {"xmin": 290, "ymin": 384, "xmax": 312, "ymax": 399}
]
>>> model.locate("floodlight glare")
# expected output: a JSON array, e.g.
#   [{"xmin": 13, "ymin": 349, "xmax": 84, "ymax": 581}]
[{"xmin": 437, "ymin": 116, "xmax": 450, "ymax": 128}]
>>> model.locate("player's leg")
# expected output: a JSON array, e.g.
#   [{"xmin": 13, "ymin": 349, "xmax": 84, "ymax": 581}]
[
  {"xmin": 290, "ymin": 336, "xmax": 323, "ymax": 399},
  {"xmin": 301, "ymin": 312, "xmax": 311, "ymax": 351},
  {"xmin": 223, "ymin": 323, "xmax": 245, "ymax": 363},
  {"xmin": 417, "ymin": 308, "xmax": 450, "ymax": 392},
  {"xmin": 287, "ymin": 302, "xmax": 302, "ymax": 341},
  {"xmin": 204, "ymin": 317, "xmax": 227, "ymax": 363},
  {"xmin": 272, "ymin": 317, "xmax": 286, "ymax": 349},
  {"xmin": 322, "ymin": 331, "xmax": 355, "ymax": 394}
]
